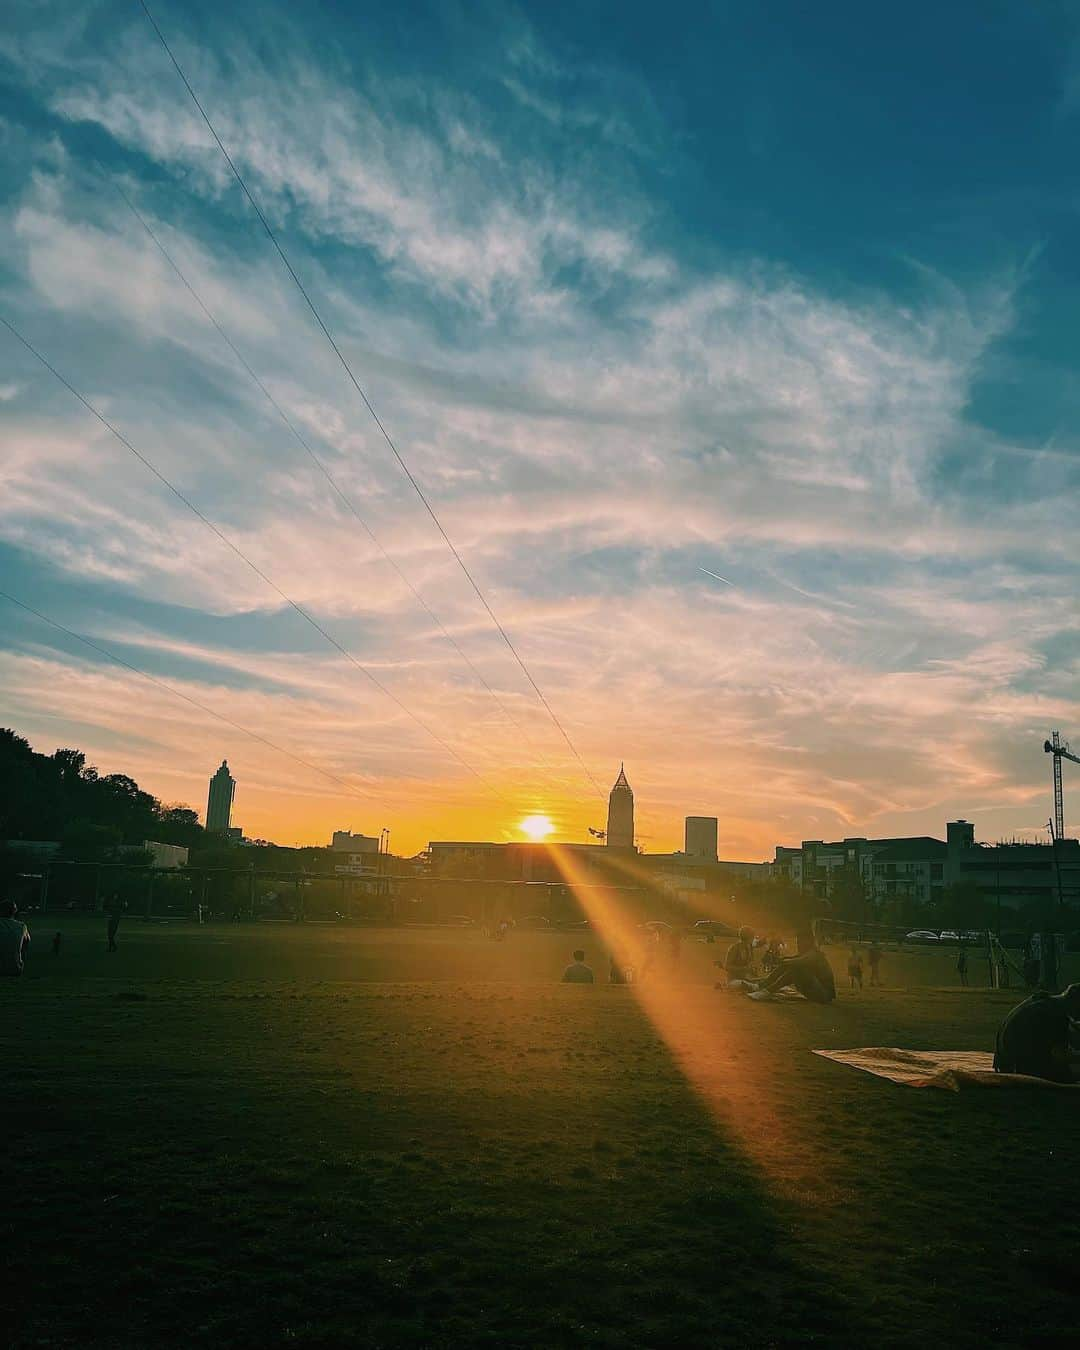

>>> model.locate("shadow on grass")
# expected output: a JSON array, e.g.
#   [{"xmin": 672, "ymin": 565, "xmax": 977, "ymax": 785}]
[{"xmin": 2, "ymin": 978, "xmax": 893, "ymax": 1349}]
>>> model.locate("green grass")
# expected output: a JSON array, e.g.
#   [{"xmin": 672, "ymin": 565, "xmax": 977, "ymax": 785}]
[{"xmin": 4, "ymin": 916, "xmax": 1077, "ymax": 1348}]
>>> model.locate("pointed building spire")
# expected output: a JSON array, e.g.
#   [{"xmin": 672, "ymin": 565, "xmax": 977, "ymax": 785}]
[{"xmin": 606, "ymin": 764, "xmax": 634, "ymax": 848}]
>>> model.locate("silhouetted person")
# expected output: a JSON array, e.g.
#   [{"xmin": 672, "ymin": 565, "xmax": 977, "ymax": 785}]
[
  {"xmin": 752, "ymin": 930, "xmax": 836, "ymax": 1004},
  {"xmin": 719, "ymin": 926, "xmax": 755, "ymax": 986},
  {"xmin": 867, "ymin": 942, "xmax": 883, "ymax": 986},
  {"xmin": 956, "ymin": 947, "xmax": 969, "ymax": 987},
  {"xmin": 608, "ymin": 954, "xmax": 626, "ymax": 984},
  {"xmin": 106, "ymin": 895, "xmax": 124, "ymax": 952},
  {"xmin": 994, "ymin": 985, "xmax": 1080, "ymax": 1083},
  {"xmin": 562, "ymin": 949, "xmax": 594, "ymax": 984},
  {"xmin": 847, "ymin": 949, "xmax": 863, "ymax": 990},
  {"xmin": 636, "ymin": 929, "xmax": 660, "ymax": 982},
  {"xmin": 0, "ymin": 899, "xmax": 31, "ymax": 976},
  {"xmin": 52, "ymin": 931, "xmax": 61, "ymax": 957},
  {"xmin": 1022, "ymin": 934, "xmax": 1039, "ymax": 988}
]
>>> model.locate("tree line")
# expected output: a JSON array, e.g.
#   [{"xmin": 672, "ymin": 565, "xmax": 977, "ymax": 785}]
[{"xmin": 0, "ymin": 727, "xmax": 206, "ymax": 860}]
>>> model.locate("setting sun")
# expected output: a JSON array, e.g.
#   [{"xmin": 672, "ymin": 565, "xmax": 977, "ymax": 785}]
[{"xmin": 519, "ymin": 814, "xmax": 555, "ymax": 841}]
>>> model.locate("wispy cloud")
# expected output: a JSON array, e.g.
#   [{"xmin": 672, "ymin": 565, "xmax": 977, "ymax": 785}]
[{"xmin": 0, "ymin": 1, "xmax": 1075, "ymax": 851}]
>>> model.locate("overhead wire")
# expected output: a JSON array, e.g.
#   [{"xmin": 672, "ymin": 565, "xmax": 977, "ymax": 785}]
[
  {"xmin": 138, "ymin": 0, "xmax": 606, "ymax": 802},
  {"xmin": 110, "ymin": 177, "xmax": 581, "ymax": 799},
  {"xmin": 0, "ymin": 588, "xmax": 374, "ymax": 802},
  {"xmin": 0, "ymin": 312, "xmax": 512, "ymax": 807}
]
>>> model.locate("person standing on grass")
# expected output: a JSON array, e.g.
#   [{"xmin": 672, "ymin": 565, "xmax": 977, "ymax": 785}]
[
  {"xmin": 562, "ymin": 949, "xmax": 594, "ymax": 983},
  {"xmin": 106, "ymin": 895, "xmax": 124, "ymax": 952},
  {"xmin": 867, "ymin": 942, "xmax": 883, "ymax": 986},
  {"xmin": 956, "ymin": 946, "xmax": 969, "ymax": 988},
  {"xmin": 0, "ymin": 899, "xmax": 31, "ymax": 976},
  {"xmin": 847, "ymin": 948, "xmax": 863, "ymax": 990}
]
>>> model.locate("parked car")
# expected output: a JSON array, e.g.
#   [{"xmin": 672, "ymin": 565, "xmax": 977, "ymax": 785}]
[
  {"xmin": 517, "ymin": 915, "xmax": 552, "ymax": 929},
  {"xmin": 905, "ymin": 929, "xmax": 940, "ymax": 944},
  {"xmin": 558, "ymin": 918, "xmax": 591, "ymax": 930},
  {"xmin": 960, "ymin": 929, "xmax": 986, "ymax": 944},
  {"xmin": 938, "ymin": 930, "xmax": 961, "ymax": 944},
  {"xmin": 640, "ymin": 920, "xmax": 673, "ymax": 933},
  {"xmin": 692, "ymin": 919, "xmax": 737, "ymax": 938},
  {"xmin": 445, "ymin": 914, "xmax": 476, "ymax": 927}
]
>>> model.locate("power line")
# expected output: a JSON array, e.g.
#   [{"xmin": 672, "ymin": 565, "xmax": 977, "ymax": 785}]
[
  {"xmin": 111, "ymin": 177, "xmax": 581, "ymax": 799},
  {"xmin": 138, "ymin": 0, "xmax": 605, "ymax": 802},
  {"xmin": 0, "ymin": 588, "xmax": 373, "ymax": 801},
  {"xmin": 0, "ymin": 312, "xmax": 511, "ymax": 806}
]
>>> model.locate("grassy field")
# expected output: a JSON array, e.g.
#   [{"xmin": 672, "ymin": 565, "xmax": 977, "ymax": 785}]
[{"xmin": 4, "ymin": 916, "xmax": 1079, "ymax": 1348}]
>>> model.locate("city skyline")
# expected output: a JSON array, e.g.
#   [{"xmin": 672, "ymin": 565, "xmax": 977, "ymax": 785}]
[{"xmin": 2, "ymin": 2, "xmax": 1079, "ymax": 857}]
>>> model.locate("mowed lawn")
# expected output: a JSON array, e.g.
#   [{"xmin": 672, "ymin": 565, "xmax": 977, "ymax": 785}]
[{"xmin": 4, "ymin": 919, "xmax": 1079, "ymax": 1348}]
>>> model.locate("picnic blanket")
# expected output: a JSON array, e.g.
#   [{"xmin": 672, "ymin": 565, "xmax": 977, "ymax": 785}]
[
  {"xmin": 812, "ymin": 1046, "xmax": 1080, "ymax": 1092},
  {"xmin": 726, "ymin": 980, "xmax": 805, "ymax": 1001}
]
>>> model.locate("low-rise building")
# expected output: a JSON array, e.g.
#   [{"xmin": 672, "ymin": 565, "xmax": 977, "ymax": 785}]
[
  {"xmin": 331, "ymin": 830, "xmax": 381, "ymax": 877},
  {"xmin": 772, "ymin": 818, "xmax": 1080, "ymax": 916},
  {"xmin": 142, "ymin": 840, "xmax": 189, "ymax": 869}
]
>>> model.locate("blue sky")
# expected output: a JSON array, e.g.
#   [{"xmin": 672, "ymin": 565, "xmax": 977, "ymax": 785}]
[{"xmin": 1, "ymin": 0, "xmax": 1078, "ymax": 853}]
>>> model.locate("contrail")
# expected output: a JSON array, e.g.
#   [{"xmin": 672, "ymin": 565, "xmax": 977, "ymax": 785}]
[{"xmin": 700, "ymin": 566, "xmax": 735, "ymax": 587}]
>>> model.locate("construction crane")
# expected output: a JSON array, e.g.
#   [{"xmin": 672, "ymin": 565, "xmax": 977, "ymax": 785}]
[{"xmin": 1043, "ymin": 731, "xmax": 1080, "ymax": 840}]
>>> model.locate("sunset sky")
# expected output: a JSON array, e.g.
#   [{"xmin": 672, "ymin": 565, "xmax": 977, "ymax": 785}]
[{"xmin": 2, "ymin": 1, "xmax": 1079, "ymax": 857}]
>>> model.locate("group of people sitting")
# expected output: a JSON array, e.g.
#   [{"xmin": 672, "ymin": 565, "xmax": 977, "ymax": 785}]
[
  {"xmin": 720, "ymin": 922, "xmax": 1080, "ymax": 1082},
  {"xmin": 721, "ymin": 926, "xmax": 837, "ymax": 1003}
]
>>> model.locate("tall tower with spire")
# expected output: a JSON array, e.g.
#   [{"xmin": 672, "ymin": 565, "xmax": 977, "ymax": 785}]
[
  {"xmin": 606, "ymin": 764, "xmax": 635, "ymax": 850},
  {"xmin": 206, "ymin": 760, "xmax": 236, "ymax": 833}
]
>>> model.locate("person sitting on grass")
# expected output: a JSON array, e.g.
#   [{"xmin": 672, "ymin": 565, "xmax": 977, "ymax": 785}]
[
  {"xmin": 562, "ymin": 949, "xmax": 594, "ymax": 984},
  {"xmin": 0, "ymin": 899, "xmax": 31, "ymax": 976},
  {"xmin": 993, "ymin": 984, "xmax": 1080, "ymax": 1083},
  {"xmin": 747, "ymin": 930, "xmax": 836, "ymax": 1004},
  {"xmin": 717, "ymin": 926, "xmax": 755, "ymax": 987}
]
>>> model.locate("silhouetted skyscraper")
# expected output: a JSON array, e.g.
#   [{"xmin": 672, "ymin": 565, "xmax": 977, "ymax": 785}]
[
  {"xmin": 606, "ymin": 764, "xmax": 634, "ymax": 850},
  {"xmin": 206, "ymin": 760, "xmax": 236, "ymax": 833},
  {"xmin": 685, "ymin": 816, "xmax": 718, "ymax": 862}
]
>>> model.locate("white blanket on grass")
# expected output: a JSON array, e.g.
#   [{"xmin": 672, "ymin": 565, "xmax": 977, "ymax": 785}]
[{"xmin": 812, "ymin": 1046, "xmax": 1080, "ymax": 1091}]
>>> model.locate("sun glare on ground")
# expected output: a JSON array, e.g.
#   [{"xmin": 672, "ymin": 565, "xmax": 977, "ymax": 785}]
[{"xmin": 519, "ymin": 814, "xmax": 554, "ymax": 841}]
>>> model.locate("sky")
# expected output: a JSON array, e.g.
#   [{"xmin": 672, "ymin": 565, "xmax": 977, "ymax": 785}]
[{"xmin": 1, "ymin": 0, "xmax": 1079, "ymax": 857}]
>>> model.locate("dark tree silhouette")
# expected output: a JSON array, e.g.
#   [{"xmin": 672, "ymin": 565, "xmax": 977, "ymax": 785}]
[{"xmin": 0, "ymin": 728, "xmax": 206, "ymax": 858}]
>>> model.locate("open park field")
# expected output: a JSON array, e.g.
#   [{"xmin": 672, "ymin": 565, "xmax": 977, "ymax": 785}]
[{"xmin": 5, "ymin": 917, "xmax": 1080, "ymax": 1348}]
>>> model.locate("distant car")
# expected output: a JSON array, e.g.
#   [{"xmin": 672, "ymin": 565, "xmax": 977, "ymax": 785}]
[
  {"xmin": 692, "ymin": 919, "xmax": 737, "ymax": 938},
  {"xmin": 960, "ymin": 929, "xmax": 985, "ymax": 944},
  {"xmin": 938, "ymin": 930, "xmax": 961, "ymax": 944},
  {"xmin": 558, "ymin": 919, "xmax": 591, "ymax": 930},
  {"xmin": 517, "ymin": 915, "xmax": 552, "ymax": 929},
  {"xmin": 445, "ymin": 914, "xmax": 477, "ymax": 927},
  {"xmin": 905, "ymin": 929, "xmax": 940, "ymax": 944},
  {"xmin": 640, "ymin": 920, "xmax": 673, "ymax": 933}
]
